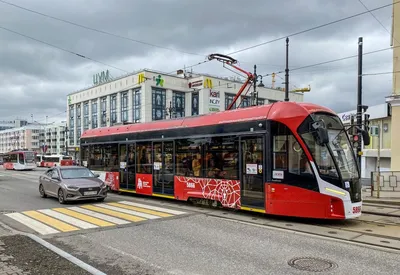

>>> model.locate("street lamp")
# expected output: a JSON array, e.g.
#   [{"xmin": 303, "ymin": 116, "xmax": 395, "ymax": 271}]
[{"xmin": 252, "ymin": 65, "xmax": 265, "ymax": 106}]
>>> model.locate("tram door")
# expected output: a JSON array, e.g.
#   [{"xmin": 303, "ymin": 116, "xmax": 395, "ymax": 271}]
[
  {"xmin": 119, "ymin": 143, "xmax": 136, "ymax": 190},
  {"xmin": 240, "ymin": 135, "xmax": 265, "ymax": 209},
  {"xmin": 153, "ymin": 141, "xmax": 174, "ymax": 195}
]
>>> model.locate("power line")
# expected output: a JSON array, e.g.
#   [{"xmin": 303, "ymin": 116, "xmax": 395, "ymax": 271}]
[
  {"xmin": 0, "ymin": 0, "xmax": 204, "ymax": 58},
  {"xmin": 262, "ymin": 45, "xmax": 400, "ymax": 77},
  {"xmin": 363, "ymin": 70, "xmax": 400, "ymax": 76},
  {"xmin": 357, "ymin": 0, "xmax": 400, "ymax": 45},
  {"xmin": 0, "ymin": 25, "xmax": 129, "ymax": 73},
  {"xmin": 228, "ymin": 1, "xmax": 399, "ymax": 56},
  {"xmin": 169, "ymin": 1, "xmax": 400, "ymax": 73}
]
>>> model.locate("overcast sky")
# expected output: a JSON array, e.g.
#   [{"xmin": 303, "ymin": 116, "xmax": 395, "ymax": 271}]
[{"xmin": 0, "ymin": 0, "xmax": 395, "ymax": 124}]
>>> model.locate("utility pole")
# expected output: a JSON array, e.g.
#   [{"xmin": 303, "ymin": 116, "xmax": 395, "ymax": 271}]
[
  {"xmin": 284, "ymin": 37, "xmax": 289, "ymax": 101},
  {"xmin": 356, "ymin": 37, "xmax": 363, "ymax": 166},
  {"xmin": 377, "ymin": 124, "xmax": 381, "ymax": 198},
  {"xmin": 252, "ymin": 65, "xmax": 257, "ymax": 106}
]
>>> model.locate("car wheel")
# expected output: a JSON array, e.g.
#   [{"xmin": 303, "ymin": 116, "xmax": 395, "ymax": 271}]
[
  {"xmin": 58, "ymin": 189, "xmax": 65, "ymax": 204},
  {"xmin": 39, "ymin": 184, "xmax": 47, "ymax": 198}
]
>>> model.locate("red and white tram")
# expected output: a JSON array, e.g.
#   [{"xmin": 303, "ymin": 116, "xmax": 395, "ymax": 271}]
[
  {"xmin": 80, "ymin": 101, "xmax": 369, "ymax": 220},
  {"xmin": 2, "ymin": 150, "xmax": 37, "ymax": 170}
]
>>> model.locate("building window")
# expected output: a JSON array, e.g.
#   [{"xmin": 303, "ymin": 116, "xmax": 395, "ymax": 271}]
[
  {"xmin": 91, "ymin": 100, "xmax": 98, "ymax": 129},
  {"xmin": 172, "ymin": 91, "xmax": 185, "ymax": 118},
  {"xmin": 69, "ymin": 105, "xmax": 74, "ymax": 145},
  {"xmin": 101, "ymin": 97, "xmax": 107, "ymax": 127},
  {"xmin": 257, "ymin": 98, "xmax": 265, "ymax": 105},
  {"xmin": 192, "ymin": 92, "xmax": 199, "ymax": 116},
  {"xmin": 83, "ymin": 102, "xmax": 89, "ymax": 130},
  {"xmin": 76, "ymin": 104, "xmax": 81, "ymax": 145},
  {"xmin": 110, "ymin": 94, "xmax": 117, "ymax": 126},
  {"xmin": 121, "ymin": 92, "xmax": 128, "ymax": 123},
  {"xmin": 225, "ymin": 93, "xmax": 236, "ymax": 110},
  {"xmin": 239, "ymin": 96, "xmax": 250, "ymax": 108},
  {"xmin": 152, "ymin": 88, "xmax": 166, "ymax": 120},
  {"xmin": 133, "ymin": 89, "xmax": 141, "ymax": 123}
]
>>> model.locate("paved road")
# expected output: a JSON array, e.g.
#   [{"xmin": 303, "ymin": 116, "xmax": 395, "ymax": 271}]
[{"xmin": 0, "ymin": 168, "xmax": 399, "ymax": 274}]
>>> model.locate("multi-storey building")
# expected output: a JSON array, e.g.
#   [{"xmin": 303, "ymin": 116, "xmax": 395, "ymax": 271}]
[
  {"xmin": 0, "ymin": 119, "xmax": 28, "ymax": 131},
  {"xmin": 0, "ymin": 122, "xmax": 67, "ymax": 155},
  {"xmin": 67, "ymin": 69, "xmax": 305, "ymax": 156},
  {"xmin": 0, "ymin": 125, "xmax": 41, "ymax": 153},
  {"xmin": 337, "ymin": 103, "xmax": 392, "ymax": 178}
]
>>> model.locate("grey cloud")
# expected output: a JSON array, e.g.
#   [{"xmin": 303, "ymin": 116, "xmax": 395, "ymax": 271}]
[{"xmin": 0, "ymin": 0, "xmax": 394, "ymax": 121}]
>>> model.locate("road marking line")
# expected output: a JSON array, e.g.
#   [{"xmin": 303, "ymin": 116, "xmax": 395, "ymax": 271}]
[
  {"xmin": 68, "ymin": 207, "xmax": 130, "ymax": 225},
  {"xmin": 81, "ymin": 205, "xmax": 146, "ymax": 222},
  {"xmin": 5, "ymin": 212, "xmax": 59, "ymax": 235},
  {"xmin": 107, "ymin": 202, "xmax": 172, "ymax": 218},
  {"xmin": 99, "ymin": 203, "xmax": 161, "ymax": 219},
  {"xmin": 38, "ymin": 209, "xmax": 98, "ymax": 229},
  {"xmin": 23, "ymin": 210, "xmax": 79, "ymax": 232},
  {"xmin": 119, "ymin": 201, "xmax": 186, "ymax": 215},
  {"xmin": 53, "ymin": 208, "xmax": 115, "ymax": 227}
]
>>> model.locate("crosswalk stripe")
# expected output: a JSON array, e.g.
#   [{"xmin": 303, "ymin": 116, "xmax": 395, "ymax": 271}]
[
  {"xmin": 81, "ymin": 205, "xmax": 146, "ymax": 222},
  {"xmin": 119, "ymin": 201, "xmax": 186, "ymax": 215},
  {"xmin": 68, "ymin": 207, "xmax": 130, "ymax": 225},
  {"xmin": 38, "ymin": 209, "xmax": 98, "ymax": 229},
  {"xmin": 23, "ymin": 210, "xmax": 79, "ymax": 232},
  {"xmin": 5, "ymin": 212, "xmax": 59, "ymax": 235},
  {"xmin": 98, "ymin": 204, "xmax": 161, "ymax": 219},
  {"xmin": 53, "ymin": 208, "xmax": 115, "ymax": 227},
  {"xmin": 107, "ymin": 202, "xmax": 172, "ymax": 218}
]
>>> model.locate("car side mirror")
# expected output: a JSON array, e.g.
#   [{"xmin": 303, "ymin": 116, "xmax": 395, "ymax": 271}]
[
  {"xmin": 94, "ymin": 174, "xmax": 100, "ymax": 178},
  {"xmin": 51, "ymin": 175, "xmax": 60, "ymax": 181},
  {"xmin": 361, "ymin": 129, "xmax": 370, "ymax": 146}
]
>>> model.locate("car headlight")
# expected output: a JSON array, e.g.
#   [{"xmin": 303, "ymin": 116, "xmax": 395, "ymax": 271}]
[
  {"xmin": 100, "ymin": 182, "xmax": 106, "ymax": 189},
  {"xmin": 66, "ymin": 185, "xmax": 79, "ymax": 191}
]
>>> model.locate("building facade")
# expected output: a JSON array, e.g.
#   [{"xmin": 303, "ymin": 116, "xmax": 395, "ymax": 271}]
[
  {"xmin": 0, "ymin": 122, "xmax": 67, "ymax": 155},
  {"xmin": 337, "ymin": 103, "xmax": 392, "ymax": 178},
  {"xmin": 0, "ymin": 119, "xmax": 28, "ymax": 131},
  {"xmin": 67, "ymin": 69, "xmax": 304, "ymax": 155}
]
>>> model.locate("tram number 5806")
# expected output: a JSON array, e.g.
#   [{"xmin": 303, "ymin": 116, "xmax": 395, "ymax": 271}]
[
  {"xmin": 186, "ymin": 182, "xmax": 196, "ymax": 188},
  {"xmin": 352, "ymin": 206, "xmax": 361, "ymax": 214}
]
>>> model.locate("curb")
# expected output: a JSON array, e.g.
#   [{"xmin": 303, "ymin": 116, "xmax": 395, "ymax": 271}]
[{"xmin": 363, "ymin": 199, "xmax": 400, "ymax": 206}]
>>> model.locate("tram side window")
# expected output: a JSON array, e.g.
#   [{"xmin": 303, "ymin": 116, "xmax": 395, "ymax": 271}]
[
  {"xmin": 81, "ymin": 146, "xmax": 90, "ymax": 167},
  {"xmin": 136, "ymin": 142, "xmax": 152, "ymax": 174},
  {"xmin": 205, "ymin": 136, "xmax": 239, "ymax": 180},
  {"xmin": 88, "ymin": 144, "xmax": 118, "ymax": 171},
  {"xmin": 271, "ymin": 121, "xmax": 317, "ymax": 190},
  {"xmin": 9, "ymin": 154, "xmax": 17, "ymax": 163},
  {"xmin": 175, "ymin": 139, "xmax": 202, "ymax": 177}
]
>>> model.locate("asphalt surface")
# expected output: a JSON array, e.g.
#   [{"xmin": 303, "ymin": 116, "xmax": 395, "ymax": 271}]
[{"xmin": 0, "ymin": 168, "xmax": 399, "ymax": 274}]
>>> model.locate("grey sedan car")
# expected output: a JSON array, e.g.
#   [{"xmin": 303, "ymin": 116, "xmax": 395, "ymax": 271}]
[{"xmin": 39, "ymin": 166, "xmax": 107, "ymax": 204}]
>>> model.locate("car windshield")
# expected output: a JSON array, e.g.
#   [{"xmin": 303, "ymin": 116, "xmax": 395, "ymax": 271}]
[
  {"xmin": 300, "ymin": 113, "xmax": 359, "ymax": 180},
  {"xmin": 61, "ymin": 168, "xmax": 95, "ymax": 179}
]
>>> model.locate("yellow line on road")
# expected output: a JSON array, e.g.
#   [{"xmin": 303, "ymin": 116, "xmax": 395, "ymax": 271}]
[
  {"xmin": 23, "ymin": 210, "xmax": 79, "ymax": 232},
  {"xmin": 81, "ymin": 205, "xmax": 146, "ymax": 222},
  {"xmin": 107, "ymin": 202, "xmax": 173, "ymax": 218},
  {"xmin": 52, "ymin": 208, "xmax": 115, "ymax": 227}
]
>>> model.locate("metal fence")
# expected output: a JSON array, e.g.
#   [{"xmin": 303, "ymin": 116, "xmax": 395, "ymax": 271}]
[{"xmin": 370, "ymin": 171, "xmax": 400, "ymax": 197}]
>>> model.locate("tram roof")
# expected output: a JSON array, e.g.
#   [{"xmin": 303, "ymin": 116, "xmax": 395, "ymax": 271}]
[{"xmin": 81, "ymin": 101, "xmax": 334, "ymax": 139}]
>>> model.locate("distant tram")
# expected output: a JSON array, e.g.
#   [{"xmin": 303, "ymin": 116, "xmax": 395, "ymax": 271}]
[
  {"xmin": 2, "ymin": 150, "xmax": 37, "ymax": 170},
  {"xmin": 80, "ymin": 102, "xmax": 369, "ymax": 220}
]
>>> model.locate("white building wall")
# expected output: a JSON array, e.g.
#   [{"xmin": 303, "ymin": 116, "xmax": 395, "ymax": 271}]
[{"xmin": 67, "ymin": 69, "xmax": 305, "ymax": 149}]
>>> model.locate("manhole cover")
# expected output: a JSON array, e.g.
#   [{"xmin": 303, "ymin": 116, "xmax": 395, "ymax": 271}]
[
  {"xmin": 288, "ymin": 257, "xmax": 338, "ymax": 272},
  {"xmin": 0, "ymin": 210, "xmax": 16, "ymax": 214},
  {"xmin": 328, "ymin": 231, "xmax": 337, "ymax": 234}
]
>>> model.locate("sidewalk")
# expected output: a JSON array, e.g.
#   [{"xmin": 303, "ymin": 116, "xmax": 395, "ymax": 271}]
[
  {"xmin": 0, "ymin": 232, "xmax": 91, "ymax": 275},
  {"xmin": 361, "ymin": 189, "xmax": 400, "ymax": 217}
]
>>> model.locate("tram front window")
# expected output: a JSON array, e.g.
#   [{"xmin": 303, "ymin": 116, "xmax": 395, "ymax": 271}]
[{"xmin": 299, "ymin": 113, "xmax": 359, "ymax": 188}]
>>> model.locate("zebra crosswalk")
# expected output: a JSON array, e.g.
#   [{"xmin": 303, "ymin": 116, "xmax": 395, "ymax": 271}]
[{"xmin": 4, "ymin": 201, "xmax": 186, "ymax": 235}]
